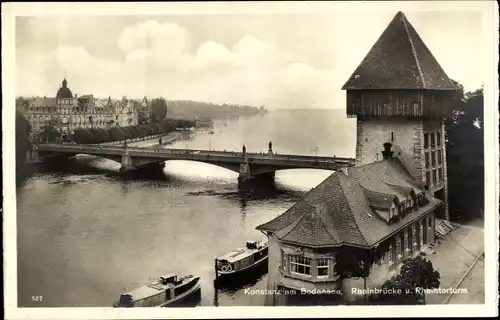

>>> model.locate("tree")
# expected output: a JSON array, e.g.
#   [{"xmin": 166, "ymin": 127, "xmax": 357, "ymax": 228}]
[
  {"xmin": 370, "ymin": 256, "xmax": 439, "ymax": 305},
  {"xmin": 444, "ymin": 80, "xmax": 484, "ymax": 222},
  {"xmin": 40, "ymin": 119, "xmax": 61, "ymax": 143},
  {"xmin": 399, "ymin": 256, "xmax": 440, "ymax": 290},
  {"xmin": 334, "ymin": 246, "xmax": 374, "ymax": 304},
  {"xmin": 16, "ymin": 112, "xmax": 32, "ymax": 178},
  {"xmin": 372, "ymin": 275, "xmax": 422, "ymax": 305},
  {"xmin": 150, "ymin": 97, "xmax": 168, "ymax": 123},
  {"xmin": 138, "ymin": 111, "xmax": 150, "ymax": 124},
  {"xmin": 74, "ymin": 128, "xmax": 94, "ymax": 144},
  {"xmin": 108, "ymin": 127, "xmax": 125, "ymax": 141}
]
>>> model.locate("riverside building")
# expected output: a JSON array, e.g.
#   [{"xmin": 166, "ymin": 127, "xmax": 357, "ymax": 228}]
[
  {"xmin": 22, "ymin": 78, "xmax": 140, "ymax": 140},
  {"xmin": 256, "ymin": 11, "xmax": 456, "ymax": 305}
]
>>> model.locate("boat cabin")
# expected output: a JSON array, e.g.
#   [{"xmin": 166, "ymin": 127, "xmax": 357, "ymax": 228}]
[{"xmin": 159, "ymin": 273, "xmax": 178, "ymax": 285}]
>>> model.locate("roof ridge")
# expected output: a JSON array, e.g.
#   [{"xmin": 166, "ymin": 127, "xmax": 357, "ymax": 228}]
[
  {"xmin": 401, "ymin": 13, "xmax": 426, "ymax": 89},
  {"xmin": 278, "ymin": 207, "xmax": 310, "ymax": 239},
  {"xmin": 317, "ymin": 210, "xmax": 338, "ymax": 243},
  {"xmin": 359, "ymin": 184, "xmax": 397, "ymax": 199},
  {"xmin": 336, "ymin": 174, "xmax": 369, "ymax": 246}
]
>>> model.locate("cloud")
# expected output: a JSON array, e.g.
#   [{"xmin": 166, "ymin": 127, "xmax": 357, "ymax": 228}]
[{"xmin": 16, "ymin": 19, "xmax": 344, "ymax": 109}]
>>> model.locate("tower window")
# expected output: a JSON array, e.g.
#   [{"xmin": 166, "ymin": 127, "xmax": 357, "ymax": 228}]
[
  {"xmin": 437, "ymin": 132, "xmax": 441, "ymax": 146},
  {"xmin": 391, "ymin": 132, "xmax": 394, "ymax": 141},
  {"xmin": 432, "ymin": 169, "xmax": 437, "ymax": 185},
  {"xmin": 424, "ymin": 133, "xmax": 429, "ymax": 149},
  {"xmin": 426, "ymin": 171, "xmax": 431, "ymax": 184},
  {"xmin": 438, "ymin": 150, "xmax": 442, "ymax": 165},
  {"xmin": 431, "ymin": 151, "xmax": 436, "ymax": 166},
  {"xmin": 431, "ymin": 133, "xmax": 435, "ymax": 148},
  {"xmin": 425, "ymin": 152, "xmax": 430, "ymax": 167},
  {"xmin": 412, "ymin": 102, "xmax": 419, "ymax": 116}
]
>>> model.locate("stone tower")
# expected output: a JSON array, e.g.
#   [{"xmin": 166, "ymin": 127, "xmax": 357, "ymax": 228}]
[{"xmin": 341, "ymin": 12, "xmax": 456, "ymax": 220}]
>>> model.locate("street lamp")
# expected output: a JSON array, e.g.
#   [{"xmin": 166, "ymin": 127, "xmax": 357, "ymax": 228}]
[{"xmin": 208, "ymin": 131, "xmax": 214, "ymax": 150}]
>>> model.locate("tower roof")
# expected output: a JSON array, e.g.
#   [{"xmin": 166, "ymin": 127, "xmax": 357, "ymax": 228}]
[
  {"xmin": 56, "ymin": 78, "xmax": 73, "ymax": 99},
  {"xmin": 342, "ymin": 11, "xmax": 456, "ymax": 91}
]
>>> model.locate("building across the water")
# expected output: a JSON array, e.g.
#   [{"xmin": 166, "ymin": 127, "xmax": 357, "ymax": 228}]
[
  {"xmin": 20, "ymin": 78, "xmax": 141, "ymax": 139},
  {"xmin": 256, "ymin": 11, "xmax": 456, "ymax": 305}
]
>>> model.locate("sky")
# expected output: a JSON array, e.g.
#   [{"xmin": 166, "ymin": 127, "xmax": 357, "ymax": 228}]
[{"xmin": 15, "ymin": 8, "xmax": 485, "ymax": 109}]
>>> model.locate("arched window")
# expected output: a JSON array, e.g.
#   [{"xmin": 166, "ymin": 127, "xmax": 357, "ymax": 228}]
[
  {"xmin": 408, "ymin": 227, "xmax": 413, "ymax": 252},
  {"xmin": 420, "ymin": 220, "xmax": 426, "ymax": 245},
  {"xmin": 403, "ymin": 230, "xmax": 409, "ymax": 258},
  {"xmin": 415, "ymin": 222, "xmax": 421, "ymax": 249}
]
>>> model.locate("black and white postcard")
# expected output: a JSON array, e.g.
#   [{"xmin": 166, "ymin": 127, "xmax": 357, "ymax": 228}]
[{"xmin": 3, "ymin": 1, "xmax": 498, "ymax": 319}]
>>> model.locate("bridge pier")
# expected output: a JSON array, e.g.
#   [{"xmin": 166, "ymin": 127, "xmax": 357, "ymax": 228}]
[
  {"xmin": 119, "ymin": 149, "xmax": 135, "ymax": 173},
  {"xmin": 238, "ymin": 156, "xmax": 276, "ymax": 188}
]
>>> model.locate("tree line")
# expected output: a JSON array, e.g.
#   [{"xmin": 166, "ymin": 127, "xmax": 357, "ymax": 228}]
[
  {"xmin": 41, "ymin": 118, "xmax": 195, "ymax": 144},
  {"xmin": 445, "ymin": 80, "xmax": 484, "ymax": 223},
  {"xmin": 70, "ymin": 119, "xmax": 195, "ymax": 144}
]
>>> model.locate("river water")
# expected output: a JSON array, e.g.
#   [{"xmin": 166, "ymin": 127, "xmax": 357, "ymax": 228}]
[{"xmin": 16, "ymin": 109, "xmax": 356, "ymax": 307}]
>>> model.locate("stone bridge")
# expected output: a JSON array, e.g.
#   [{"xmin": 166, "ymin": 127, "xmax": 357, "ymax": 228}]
[{"xmin": 32, "ymin": 144, "xmax": 355, "ymax": 185}]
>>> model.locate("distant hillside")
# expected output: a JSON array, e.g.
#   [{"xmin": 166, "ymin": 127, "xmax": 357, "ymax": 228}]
[{"xmin": 165, "ymin": 100, "xmax": 267, "ymax": 120}]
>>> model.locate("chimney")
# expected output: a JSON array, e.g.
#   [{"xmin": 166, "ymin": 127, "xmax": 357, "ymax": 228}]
[{"xmin": 382, "ymin": 142, "xmax": 394, "ymax": 161}]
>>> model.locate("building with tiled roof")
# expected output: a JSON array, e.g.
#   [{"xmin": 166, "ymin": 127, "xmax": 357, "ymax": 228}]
[
  {"xmin": 256, "ymin": 11, "xmax": 456, "ymax": 306},
  {"xmin": 23, "ymin": 78, "xmax": 139, "ymax": 138}
]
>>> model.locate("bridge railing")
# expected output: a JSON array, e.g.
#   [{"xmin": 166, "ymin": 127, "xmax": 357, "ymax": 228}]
[{"xmin": 38, "ymin": 144, "xmax": 356, "ymax": 163}]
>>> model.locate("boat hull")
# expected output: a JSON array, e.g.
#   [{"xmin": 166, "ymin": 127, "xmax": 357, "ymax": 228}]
[
  {"xmin": 159, "ymin": 278, "xmax": 202, "ymax": 308},
  {"xmin": 216, "ymin": 255, "xmax": 268, "ymax": 280}
]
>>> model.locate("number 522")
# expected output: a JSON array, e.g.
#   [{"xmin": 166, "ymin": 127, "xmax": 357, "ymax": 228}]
[{"xmin": 31, "ymin": 296, "xmax": 43, "ymax": 302}]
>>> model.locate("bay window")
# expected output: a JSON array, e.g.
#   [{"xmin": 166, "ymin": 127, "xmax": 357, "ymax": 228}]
[{"xmin": 290, "ymin": 255, "xmax": 312, "ymax": 277}]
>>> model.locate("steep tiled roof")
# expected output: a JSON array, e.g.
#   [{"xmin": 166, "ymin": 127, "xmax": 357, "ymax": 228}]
[
  {"xmin": 342, "ymin": 11, "xmax": 456, "ymax": 90},
  {"xmin": 29, "ymin": 98, "xmax": 56, "ymax": 107},
  {"xmin": 256, "ymin": 158, "xmax": 441, "ymax": 248}
]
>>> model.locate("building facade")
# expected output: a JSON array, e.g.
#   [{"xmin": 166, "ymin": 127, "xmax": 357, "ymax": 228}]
[
  {"xmin": 256, "ymin": 11, "xmax": 456, "ymax": 306},
  {"xmin": 22, "ymin": 78, "xmax": 139, "ymax": 139}
]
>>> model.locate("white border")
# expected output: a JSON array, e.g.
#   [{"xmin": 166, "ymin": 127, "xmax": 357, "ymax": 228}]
[{"xmin": 3, "ymin": 1, "xmax": 499, "ymax": 319}]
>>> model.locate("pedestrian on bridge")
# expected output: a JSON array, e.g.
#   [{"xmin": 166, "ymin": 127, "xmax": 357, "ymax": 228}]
[
  {"xmin": 242, "ymin": 145, "xmax": 246, "ymax": 154},
  {"xmin": 269, "ymin": 141, "xmax": 273, "ymax": 152}
]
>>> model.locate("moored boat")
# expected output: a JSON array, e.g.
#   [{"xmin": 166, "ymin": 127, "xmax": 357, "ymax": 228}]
[
  {"xmin": 216, "ymin": 240, "xmax": 268, "ymax": 278},
  {"xmin": 114, "ymin": 273, "xmax": 201, "ymax": 307}
]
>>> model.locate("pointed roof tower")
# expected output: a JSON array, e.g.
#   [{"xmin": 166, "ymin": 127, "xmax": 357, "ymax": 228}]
[{"xmin": 342, "ymin": 12, "xmax": 456, "ymax": 91}]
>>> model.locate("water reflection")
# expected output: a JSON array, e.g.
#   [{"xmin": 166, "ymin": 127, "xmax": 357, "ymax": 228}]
[{"xmin": 16, "ymin": 110, "xmax": 356, "ymax": 307}]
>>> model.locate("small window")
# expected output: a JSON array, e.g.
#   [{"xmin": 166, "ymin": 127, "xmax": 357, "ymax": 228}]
[
  {"xmin": 436, "ymin": 132, "xmax": 441, "ymax": 146},
  {"xmin": 438, "ymin": 150, "xmax": 442, "ymax": 165},
  {"xmin": 431, "ymin": 151, "xmax": 436, "ymax": 167},
  {"xmin": 426, "ymin": 171, "xmax": 431, "ymax": 184},
  {"xmin": 425, "ymin": 152, "xmax": 430, "ymax": 167},
  {"xmin": 428, "ymin": 217, "xmax": 432, "ymax": 228},
  {"xmin": 438, "ymin": 168, "xmax": 443, "ymax": 181},
  {"xmin": 412, "ymin": 102, "xmax": 419, "ymax": 116},
  {"xmin": 431, "ymin": 133, "xmax": 435, "ymax": 148},
  {"xmin": 432, "ymin": 169, "xmax": 437, "ymax": 185},
  {"xmin": 317, "ymin": 258, "xmax": 329, "ymax": 277}
]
